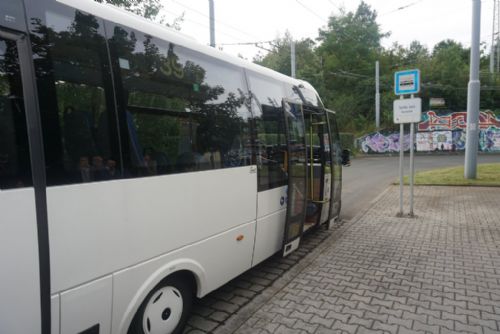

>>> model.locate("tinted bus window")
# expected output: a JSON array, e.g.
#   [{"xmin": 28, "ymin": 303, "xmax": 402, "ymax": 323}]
[
  {"xmin": 0, "ymin": 37, "xmax": 32, "ymax": 189},
  {"xmin": 248, "ymin": 73, "xmax": 287, "ymax": 191},
  {"xmin": 26, "ymin": 0, "xmax": 121, "ymax": 185},
  {"xmin": 107, "ymin": 24, "xmax": 252, "ymax": 176},
  {"xmin": 0, "ymin": 0, "xmax": 27, "ymax": 32},
  {"xmin": 285, "ymin": 83, "xmax": 322, "ymax": 108}
]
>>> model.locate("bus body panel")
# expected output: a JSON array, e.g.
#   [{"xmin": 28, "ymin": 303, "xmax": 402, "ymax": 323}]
[
  {"xmin": 252, "ymin": 186, "xmax": 287, "ymax": 266},
  {"xmin": 51, "ymin": 295, "xmax": 59, "ymax": 334},
  {"xmin": 48, "ymin": 166, "xmax": 257, "ymax": 292},
  {"xmin": 60, "ymin": 275, "xmax": 112, "ymax": 334},
  {"xmin": 253, "ymin": 209, "xmax": 286, "ymax": 266},
  {"xmin": 0, "ymin": 189, "xmax": 41, "ymax": 334},
  {"xmin": 257, "ymin": 186, "xmax": 288, "ymax": 220},
  {"xmin": 111, "ymin": 221, "xmax": 256, "ymax": 334}
]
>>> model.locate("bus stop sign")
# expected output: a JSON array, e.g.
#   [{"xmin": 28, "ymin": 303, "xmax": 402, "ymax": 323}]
[
  {"xmin": 395, "ymin": 69, "xmax": 420, "ymax": 95},
  {"xmin": 393, "ymin": 98, "xmax": 422, "ymax": 124}
]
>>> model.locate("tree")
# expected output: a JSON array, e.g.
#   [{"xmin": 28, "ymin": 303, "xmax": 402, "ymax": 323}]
[
  {"xmin": 94, "ymin": 0, "xmax": 184, "ymax": 29},
  {"xmin": 316, "ymin": 1, "xmax": 387, "ymax": 132},
  {"xmin": 253, "ymin": 32, "xmax": 322, "ymax": 89},
  {"xmin": 251, "ymin": 1, "xmax": 499, "ymax": 135}
]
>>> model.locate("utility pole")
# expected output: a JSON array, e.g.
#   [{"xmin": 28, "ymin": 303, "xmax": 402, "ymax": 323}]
[
  {"xmin": 497, "ymin": 0, "xmax": 500, "ymax": 72},
  {"xmin": 291, "ymin": 40, "xmax": 296, "ymax": 78},
  {"xmin": 465, "ymin": 0, "xmax": 481, "ymax": 179},
  {"xmin": 375, "ymin": 60, "xmax": 380, "ymax": 128},
  {"xmin": 209, "ymin": 0, "xmax": 215, "ymax": 47},
  {"xmin": 490, "ymin": 0, "xmax": 497, "ymax": 73}
]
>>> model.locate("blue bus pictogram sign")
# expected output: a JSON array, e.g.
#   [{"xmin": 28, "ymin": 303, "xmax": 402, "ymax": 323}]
[{"xmin": 394, "ymin": 69, "xmax": 420, "ymax": 95}]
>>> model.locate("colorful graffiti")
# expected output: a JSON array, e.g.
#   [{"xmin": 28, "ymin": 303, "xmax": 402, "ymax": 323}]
[
  {"xmin": 416, "ymin": 131, "xmax": 454, "ymax": 151},
  {"xmin": 418, "ymin": 110, "xmax": 500, "ymax": 131},
  {"xmin": 452, "ymin": 131, "xmax": 466, "ymax": 150},
  {"xmin": 359, "ymin": 111, "xmax": 500, "ymax": 153},
  {"xmin": 416, "ymin": 129, "xmax": 500, "ymax": 152},
  {"xmin": 359, "ymin": 132, "xmax": 411, "ymax": 153},
  {"xmin": 480, "ymin": 128, "xmax": 500, "ymax": 151}
]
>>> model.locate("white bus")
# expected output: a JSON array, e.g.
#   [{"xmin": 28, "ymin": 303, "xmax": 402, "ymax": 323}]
[{"xmin": 0, "ymin": 0, "xmax": 345, "ymax": 333}]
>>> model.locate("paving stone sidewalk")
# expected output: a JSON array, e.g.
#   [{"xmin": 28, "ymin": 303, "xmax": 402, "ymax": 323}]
[
  {"xmin": 223, "ymin": 186, "xmax": 500, "ymax": 334},
  {"xmin": 184, "ymin": 216, "xmax": 339, "ymax": 333}
]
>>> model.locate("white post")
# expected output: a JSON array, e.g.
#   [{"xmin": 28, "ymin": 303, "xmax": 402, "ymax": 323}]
[
  {"xmin": 491, "ymin": 0, "xmax": 496, "ymax": 74},
  {"xmin": 375, "ymin": 60, "xmax": 380, "ymax": 128},
  {"xmin": 465, "ymin": 0, "xmax": 481, "ymax": 179},
  {"xmin": 291, "ymin": 40, "xmax": 296, "ymax": 78},
  {"xmin": 497, "ymin": 0, "xmax": 500, "ymax": 72},
  {"xmin": 209, "ymin": 0, "xmax": 215, "ymax": 47}
]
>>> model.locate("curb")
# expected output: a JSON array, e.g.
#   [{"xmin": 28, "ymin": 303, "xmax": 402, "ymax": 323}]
[{"xmin": 394, "ymin": 183, "xmax": 500, "ymax": 188}]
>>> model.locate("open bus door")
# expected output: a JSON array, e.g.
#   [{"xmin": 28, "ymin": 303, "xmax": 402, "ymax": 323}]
[
  {"xmin": 302, "ymin": 106, "xmax": 333, "ymax": 230},
  {"xmin": 326, "ymin": 109, "xmax": 342, "ymax": 222},
  {"xmin": 281, "ymin": 100, "xmax": 307, "ymax": 257}
]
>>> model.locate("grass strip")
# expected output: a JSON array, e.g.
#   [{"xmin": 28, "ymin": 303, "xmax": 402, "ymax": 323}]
[{"xmin": 398, "ymin": 163, "xmax": 500, "ymax": 186}]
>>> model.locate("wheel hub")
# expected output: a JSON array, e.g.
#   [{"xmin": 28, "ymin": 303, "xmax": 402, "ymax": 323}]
[{"xmin": 142, "ymin": 286, "xmax": 183, "ymax": 334}]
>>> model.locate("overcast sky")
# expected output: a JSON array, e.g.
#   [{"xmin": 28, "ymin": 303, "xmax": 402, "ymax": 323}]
[{"xmin": 160, "ymin": 0, "xmax": 495, "ymax": 60}]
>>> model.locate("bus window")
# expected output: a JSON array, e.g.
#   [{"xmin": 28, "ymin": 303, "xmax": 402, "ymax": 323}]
[
  {"xmin": 0, "ymin": 37, "xmax": 32, "ymax": 189},
  {"xmin": 284, "ymin": 83, "xmax": 322, "ymax": 107},
  {"xmin": 0, "ymin": 0, "xmax": 26, "ymax": 32},
  {"xmin": 248, "ymin": 73, "xmax": 287, "ymax": 191},
  {"xmin": 28, "ymin": 4, "xmax": 120, "ymax": 185},
  {"xmin": 107, "ymin": 26, "xmax": 252, "ymax": 176}
]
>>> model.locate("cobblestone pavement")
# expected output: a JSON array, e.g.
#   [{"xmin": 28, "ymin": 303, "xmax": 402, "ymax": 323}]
[
  {"xmin": 183, "ymin": 218, "xmax": 340, "ymax": 333},
  {"xmin": 219, "ymin": 186, "xmax": 500, "ymax": 334}
]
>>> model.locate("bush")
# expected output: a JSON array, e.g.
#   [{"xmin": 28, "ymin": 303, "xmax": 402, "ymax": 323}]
[{"xmin": 339, "ymin": 132, "xmax": 355, "ymax": 151}]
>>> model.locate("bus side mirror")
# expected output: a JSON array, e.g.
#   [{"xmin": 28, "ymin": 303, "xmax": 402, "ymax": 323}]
[{"xmin": 341, "ymin": 149, "xmax": 351, "ymax": 167}]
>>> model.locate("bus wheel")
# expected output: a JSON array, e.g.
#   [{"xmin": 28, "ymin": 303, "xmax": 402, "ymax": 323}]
[{"xmin": 132, "ymin": 276, "xmax": 193, "ymax": 334}]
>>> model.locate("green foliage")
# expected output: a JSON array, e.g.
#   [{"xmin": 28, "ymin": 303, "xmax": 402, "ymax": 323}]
[
  {"xmin": 94, "ymin": 0, "xmax": 184, "ymax": 29},
  {"xmin": 94, "ymin": 0, "xmax": 161, "ymax": 19},
  {"xmin": 254, "ymin": 1, "xmax": 500, "ymax": 137},
  {"xmin": 254, "ymin": 32, "xmax": 322, "ymax": 89},
  {"xmin": 339, "ymin": 133, "xmax": 355, "ymax": 151}
]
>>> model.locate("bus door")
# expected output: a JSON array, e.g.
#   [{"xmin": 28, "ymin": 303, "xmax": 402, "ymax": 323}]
[
  {"xmin": 303, "ymin": 106, "xmax": 333, "ymax": 229},
  {"xmin": 0, "ymin": 28, "xmax": 48, "ymax": 334},
  {"xmin": 281, "ymin": 100, "xmax": 307, "ymax": 257},
  {"xmin": 326, "ymin": 110, "xmax": 342, "ymax": 221}
]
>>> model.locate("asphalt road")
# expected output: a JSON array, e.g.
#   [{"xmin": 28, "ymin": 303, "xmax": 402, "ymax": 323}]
[{"xmin": 340, "ymin": 153, "xmax": 500, "ymax": 220}]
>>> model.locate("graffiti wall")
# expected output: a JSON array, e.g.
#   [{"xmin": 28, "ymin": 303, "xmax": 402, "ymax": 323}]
[
  {"xmin": 359, "ymin": 111, "xmax": 500, "ymax": 153},
  {"xmin": 417, "ymin": 111, "xmax": 500, "ymax": 152},
  {"xmin": 416, "ymin": 132, "xmax": 433, "ymax": 151},
  {"xmin": 416, "ymin": 131, "xmax": 454, "ymax": 151},
  {"xmin": 480, "ymin": 128, "xmax": 500, "ymax": 151},
  {"xmin": 418, "ymin": 110, "xmax": 500, "ymax": 131},
  {"xmin": 359, "ymin": 132, "xmax": 411, "ymax": 153},
  {"xmin": 452, "ymin": 131, "xmax": 466, "ymax": 150}
]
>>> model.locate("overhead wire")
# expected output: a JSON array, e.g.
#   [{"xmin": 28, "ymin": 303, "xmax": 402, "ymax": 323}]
[
  {"xmin": 380, "ymin": 0, "xmax": 424, "ymax": 16},
  {"xmin": 325, "ymin": 0, "xmax": 343, "ymax": 12},
  {"xmin": 295, "ymin": 0, "xmax": 328, "ymax": 24},
  {"xmin": 167, "ymin": 0, "xmax": 263, "ymax": 41},
  {"xmin": 162, "ymin": 8, "xmax": 250, "ymax": 44}
]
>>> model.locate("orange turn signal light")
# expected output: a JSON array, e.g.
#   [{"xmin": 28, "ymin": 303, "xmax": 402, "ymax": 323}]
[{"xmin": 236, "ymin": 235, "xmax": 244, "ymax": 241}]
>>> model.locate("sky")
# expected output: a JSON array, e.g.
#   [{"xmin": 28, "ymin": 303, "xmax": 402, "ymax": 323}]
[{"xmin": 159, "ymin": 0, "xmax": 495, "ymax": 61}]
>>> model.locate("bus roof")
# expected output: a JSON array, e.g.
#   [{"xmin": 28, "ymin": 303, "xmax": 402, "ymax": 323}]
[{"xmin": 56, "ymin": 0, "xmax": 319, "ymax": 97}]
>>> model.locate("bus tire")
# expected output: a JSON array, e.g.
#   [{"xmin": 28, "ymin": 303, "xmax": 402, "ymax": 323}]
[{"xmin": 131, "ymin": 275, "xmax": 193, "ymax": 334}]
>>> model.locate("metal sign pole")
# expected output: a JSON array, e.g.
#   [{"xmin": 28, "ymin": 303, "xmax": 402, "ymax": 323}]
[
  {"xmin": 398, "ymin": 97, "xmax": 404, "ymax": 216},
  {"xmin": 409, "ymin": 121, "xmax": 415, "ymax": 217},
  {"xmin": 408, "ymin": 94, "xmax": 416, "ymax": 216},
  {"xmin": 394, "ymin": 69, "xmax": 421, "ymax": 218}
]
